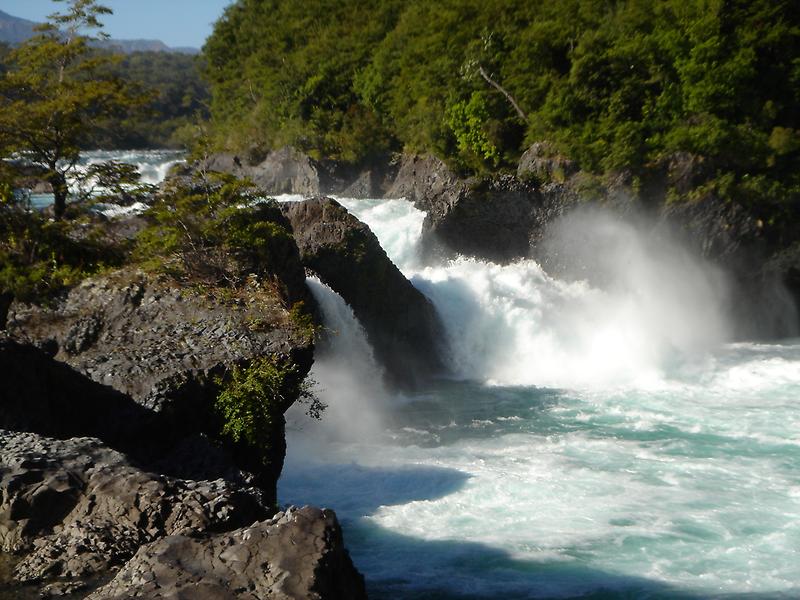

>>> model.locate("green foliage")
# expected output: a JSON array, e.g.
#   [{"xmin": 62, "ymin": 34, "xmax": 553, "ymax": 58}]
[
  {"xmin": 203, "ymin": 0, "xmax": 402, "ymax": 162},
  {"xmin": 214, "ymin": 357, "xmax": 323, "ymax": 466},
  {"xmin": 0, "ymin": 203, "xmax": 125, "ymax": 303},
  {"xmin": 136, "ymin": 173, "xmax": 297, "ymax": 295},
  {"xmin": 90, "ymin": 51, "xmax": 210, "ymax": 149},
  {"xmin": 446, "ymin": 92, "xmax": 500, "ymax": 170},
  {"xmin": 288, "ymin": 300, "xmax": 318, "ymax": 343},
  {"xmin": 0, "ymin": 0, "xmax": 148, "ymax": 218},
  {"xmin": 204, "ymin": 0, "xmax": 800, "ymax": 224}
]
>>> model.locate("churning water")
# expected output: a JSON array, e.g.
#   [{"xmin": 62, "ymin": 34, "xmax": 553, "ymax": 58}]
[
  {"xmin": 280, "ymin": 195, "xmax": 800, "ymax": 599},
  {"xmin": 27, "ymin": 149, "xmax": 184, "ymax": 209}
]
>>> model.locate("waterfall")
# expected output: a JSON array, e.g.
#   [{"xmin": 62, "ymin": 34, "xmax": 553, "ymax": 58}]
[
  {"xmin": 336, "ymin": 196, "xmax": 731, "ymax": 389},
  {"xmin": 281, "ymin": 193, "xmax": 800, "ymax": 600},
  {"xmin": 285, "ymin": 277, "xmax": 390, "ymax": 442}
]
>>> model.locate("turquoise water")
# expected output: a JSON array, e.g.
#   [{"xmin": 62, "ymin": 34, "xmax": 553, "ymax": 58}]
[
  {"xmin": 279, "ymin": 195, "xmax": 800, "ymax": 599},
  {"xmin": 282, "ymin": 343, "xmax": 800, "ymax": 599}
]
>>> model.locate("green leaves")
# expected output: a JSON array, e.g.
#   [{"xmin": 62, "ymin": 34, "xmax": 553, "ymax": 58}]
[
  {"xmin": 0, "ymin": 0, "xmax": 148, "ymax": 218},
  {"xmin": 214, "ymin": 357, "xmax": 322, "ymax": 466},
  {"xmin": 446, "ymin": 92, "xmax": 500, "ymax": 169}
]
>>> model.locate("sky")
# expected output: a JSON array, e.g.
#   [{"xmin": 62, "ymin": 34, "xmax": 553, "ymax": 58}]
[{"xmin": 1, "ymin": 0, "xmax": 234, "ymax": 48}]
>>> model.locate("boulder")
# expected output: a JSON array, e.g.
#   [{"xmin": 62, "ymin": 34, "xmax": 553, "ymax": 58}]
[
  {"xmin": 89, "ymin": 506, "xmax": 367, "ymax": 600},
  {"xmin": 0, "ymin": 431, "xmax": 365, "ymax": 600},
  {"xmin": 0, "ymin": 430, "xmax": 268, "ymax": 592},
  {"xmin": 340, "ymin": 169, "xmax": 383, "ymax": 198},
  {"xmin": 195, "ymin": 148, "xmax": 321, "ymax": 196},
  {"xmin": 386, "ymin": 155, "xmax": 543, "ymax": 263},
  {"xmin": 248, "ymin": 147, "xmax": 321, "ymax": 196},
  {"xmin": 281, "ymin": 197, "xmax": 445, "ymax": 387}
]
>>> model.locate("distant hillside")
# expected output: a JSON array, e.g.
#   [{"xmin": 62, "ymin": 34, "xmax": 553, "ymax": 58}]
[
  {"xmin": 0, "ymin": 9, "xmax": 37, "ymax": 45},
  {"xmin": 0, "ymin": 9, "xmax": 198, "ymax": 54}
]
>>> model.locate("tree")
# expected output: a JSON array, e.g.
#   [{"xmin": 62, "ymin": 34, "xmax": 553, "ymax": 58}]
[{"xmin": 0, "ymin": 0, "xmax": 146, "ymax": 219}]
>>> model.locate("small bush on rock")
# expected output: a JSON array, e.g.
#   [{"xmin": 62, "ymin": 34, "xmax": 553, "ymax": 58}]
[
  {"xmin": 0, "ymin": 203, "xmax": 125, "ymax": 303},
  {"xmin": 214, "ymin": 357, "xmax": 324, "ymax": 466},
  {"xmin": 136, "ymin": 173, "xmax": 298, "ymax": 298}
]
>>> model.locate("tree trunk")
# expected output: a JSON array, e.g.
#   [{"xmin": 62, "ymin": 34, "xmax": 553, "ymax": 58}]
[{"xmin": 49, "ymin": 170, "xmax": 68, "ymax": 219}]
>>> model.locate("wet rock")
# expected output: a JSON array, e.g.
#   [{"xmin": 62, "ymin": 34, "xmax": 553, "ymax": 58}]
[{"xmin": 386, "ymin": 155, "xmax": 543, "ymax": 263}]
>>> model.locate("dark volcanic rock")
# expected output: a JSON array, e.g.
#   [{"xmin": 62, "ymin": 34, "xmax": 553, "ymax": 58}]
[
  {"xmin": 249, "ymin": 147, "xmax": 321, "ymax": 195},
  {"xmin": 387, "ymin": 154, "xmax": 549, "ymax": 263},
  {"xmin": 658, "ymin": 193, "xmax": 766, "ymax": 262},
  {"xmin": 340, "ymin": 169, "xmax": 383, "ymax": 198},
  {"xmin": 89, "ymin": 506, "xmax": 367, "ymax": 600},
  {"xmin": 5, "ymin": 269, "xmax": 312, "ymax": 415},
  {"xmin": 384, "ymin": 154, "xmax": 463, "ymax": 215},
  {"xmin": 428, "ymin": 175, "xmax": 539, "ymax": 263},
  {"xmin": 1, "ymin": 431, "xmax": 365, "ymax": 600},
  {"xmin": 0, "ymin": 430, "xmax": 268, "ymax": 587},
  {"xmin": 282, "ymin": 197, "xmax": 445, "ymax": 387},
  {"xmin": 3, "ymin": 268, "xmax": 314, "ymax": 496}
]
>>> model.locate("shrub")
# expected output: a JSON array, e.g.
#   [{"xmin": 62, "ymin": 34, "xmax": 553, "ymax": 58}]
[{"xmin": 214, "ymin": 356, "xmax": 324, "ymax": 466}]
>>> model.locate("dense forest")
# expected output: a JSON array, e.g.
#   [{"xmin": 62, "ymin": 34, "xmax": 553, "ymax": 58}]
[
  {"xmin": 95, "ymin": 51, "xmax": 210, "ymax": 148},
  {"xmin": 204, "ymin": 0, "xmax": 800, "ymax": 213},
  {"xmin": 0, "ymin": 43, "xmax": 208, "ymax": 149}
]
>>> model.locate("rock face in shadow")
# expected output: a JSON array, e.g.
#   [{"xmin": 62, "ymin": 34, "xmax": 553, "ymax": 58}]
[
  {"xmin": 89, "ymin": 506, "xmax": 366, "ymax": 600},
  {"xmin": 281, "ymin": 197, "xmax": 445, "ymax": 387},
  {"xmin": 4, "ymin": 267, "xmax": 314, "ymax": 498},
  {"xmin": 386, "ymin": 155, "xmax": 551, "ymax": 263}
]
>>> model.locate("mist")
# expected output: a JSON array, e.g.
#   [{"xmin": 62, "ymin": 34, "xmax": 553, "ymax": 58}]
[
  {"xmin": 285, "ymin": 277, "xmax": 390, "ymax": 442},
  {"xmin": 412, "ymin": 207, "xmax": 734, "ymax": 389}
]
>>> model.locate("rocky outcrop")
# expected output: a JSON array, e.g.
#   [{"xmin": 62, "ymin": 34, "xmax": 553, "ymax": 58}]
[
  {"xmin": 198, "ymin": 148, "xmax": 322, "ymax": 196},
  {"xmin": 0, "ymin": 431, "xmax": 267, "ymax": 590},
  {"xmin": 194, "ymin": 149, "xmax": 398, "ymax": 200},
  {"xmin": 5, "ymin": 268, "xmax": 312, "ymax": 414},
  {"xmin": 281, "ymin": 197, "xmax": 445, "ymax": 387},
  {"xmin": 384, "ymin": 149, "xmax": 799, "ymax": 337},
  {"xmin": 248, "ymin": 148, "xmax": 321, "ymax": 195},
  {"xmin": 89, "ymin": 506, "xmax": 366, "ymax": 600},
  {"xmin": 0, "ymin": 430, "xmax": 365, "ymax": 600},
  {"xmin": 386, "ymin": 154, "xmax": 572, "ymax": 263},
  {"xmin": 4, "ymin": 268, "xmax": 314, "ymax": 496}
]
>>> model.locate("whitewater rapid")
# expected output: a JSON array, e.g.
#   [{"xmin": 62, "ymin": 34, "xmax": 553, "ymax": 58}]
[
  {"xmin": 281, "ymin": 194, "xmax": 800, "ymax": 599},
  {"xmin": 28, "ymin": 149, "xmax": 184, "ymax": 210}
]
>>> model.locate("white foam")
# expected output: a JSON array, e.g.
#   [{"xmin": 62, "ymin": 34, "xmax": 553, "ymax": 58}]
[{"xmin": 280, "ymin": 196, "xmax": 800, "ymax": 598}]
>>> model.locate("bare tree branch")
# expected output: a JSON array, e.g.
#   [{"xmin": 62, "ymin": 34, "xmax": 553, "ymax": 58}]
[{"xmin": 478, "ymin": 65, "xmax": 528, "ymax": 123}]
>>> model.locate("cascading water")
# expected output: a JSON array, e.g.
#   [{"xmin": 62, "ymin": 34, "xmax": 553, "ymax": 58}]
[
  {"xmin": 28, "ymin": 149, "xmax": 184, "ymax": 210},
  {"xmin": 280, "ymin": 194, "xmax": 800, "ymax": 599}
]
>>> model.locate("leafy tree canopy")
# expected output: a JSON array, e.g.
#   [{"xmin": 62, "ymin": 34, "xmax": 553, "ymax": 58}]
[
  {"xmin": 0, "ymin": 0, "xmax": 148, "ymax": 218},
  {"xmin": 203, "ymin": 0, "xmax": 800, "ymax": 219}
]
